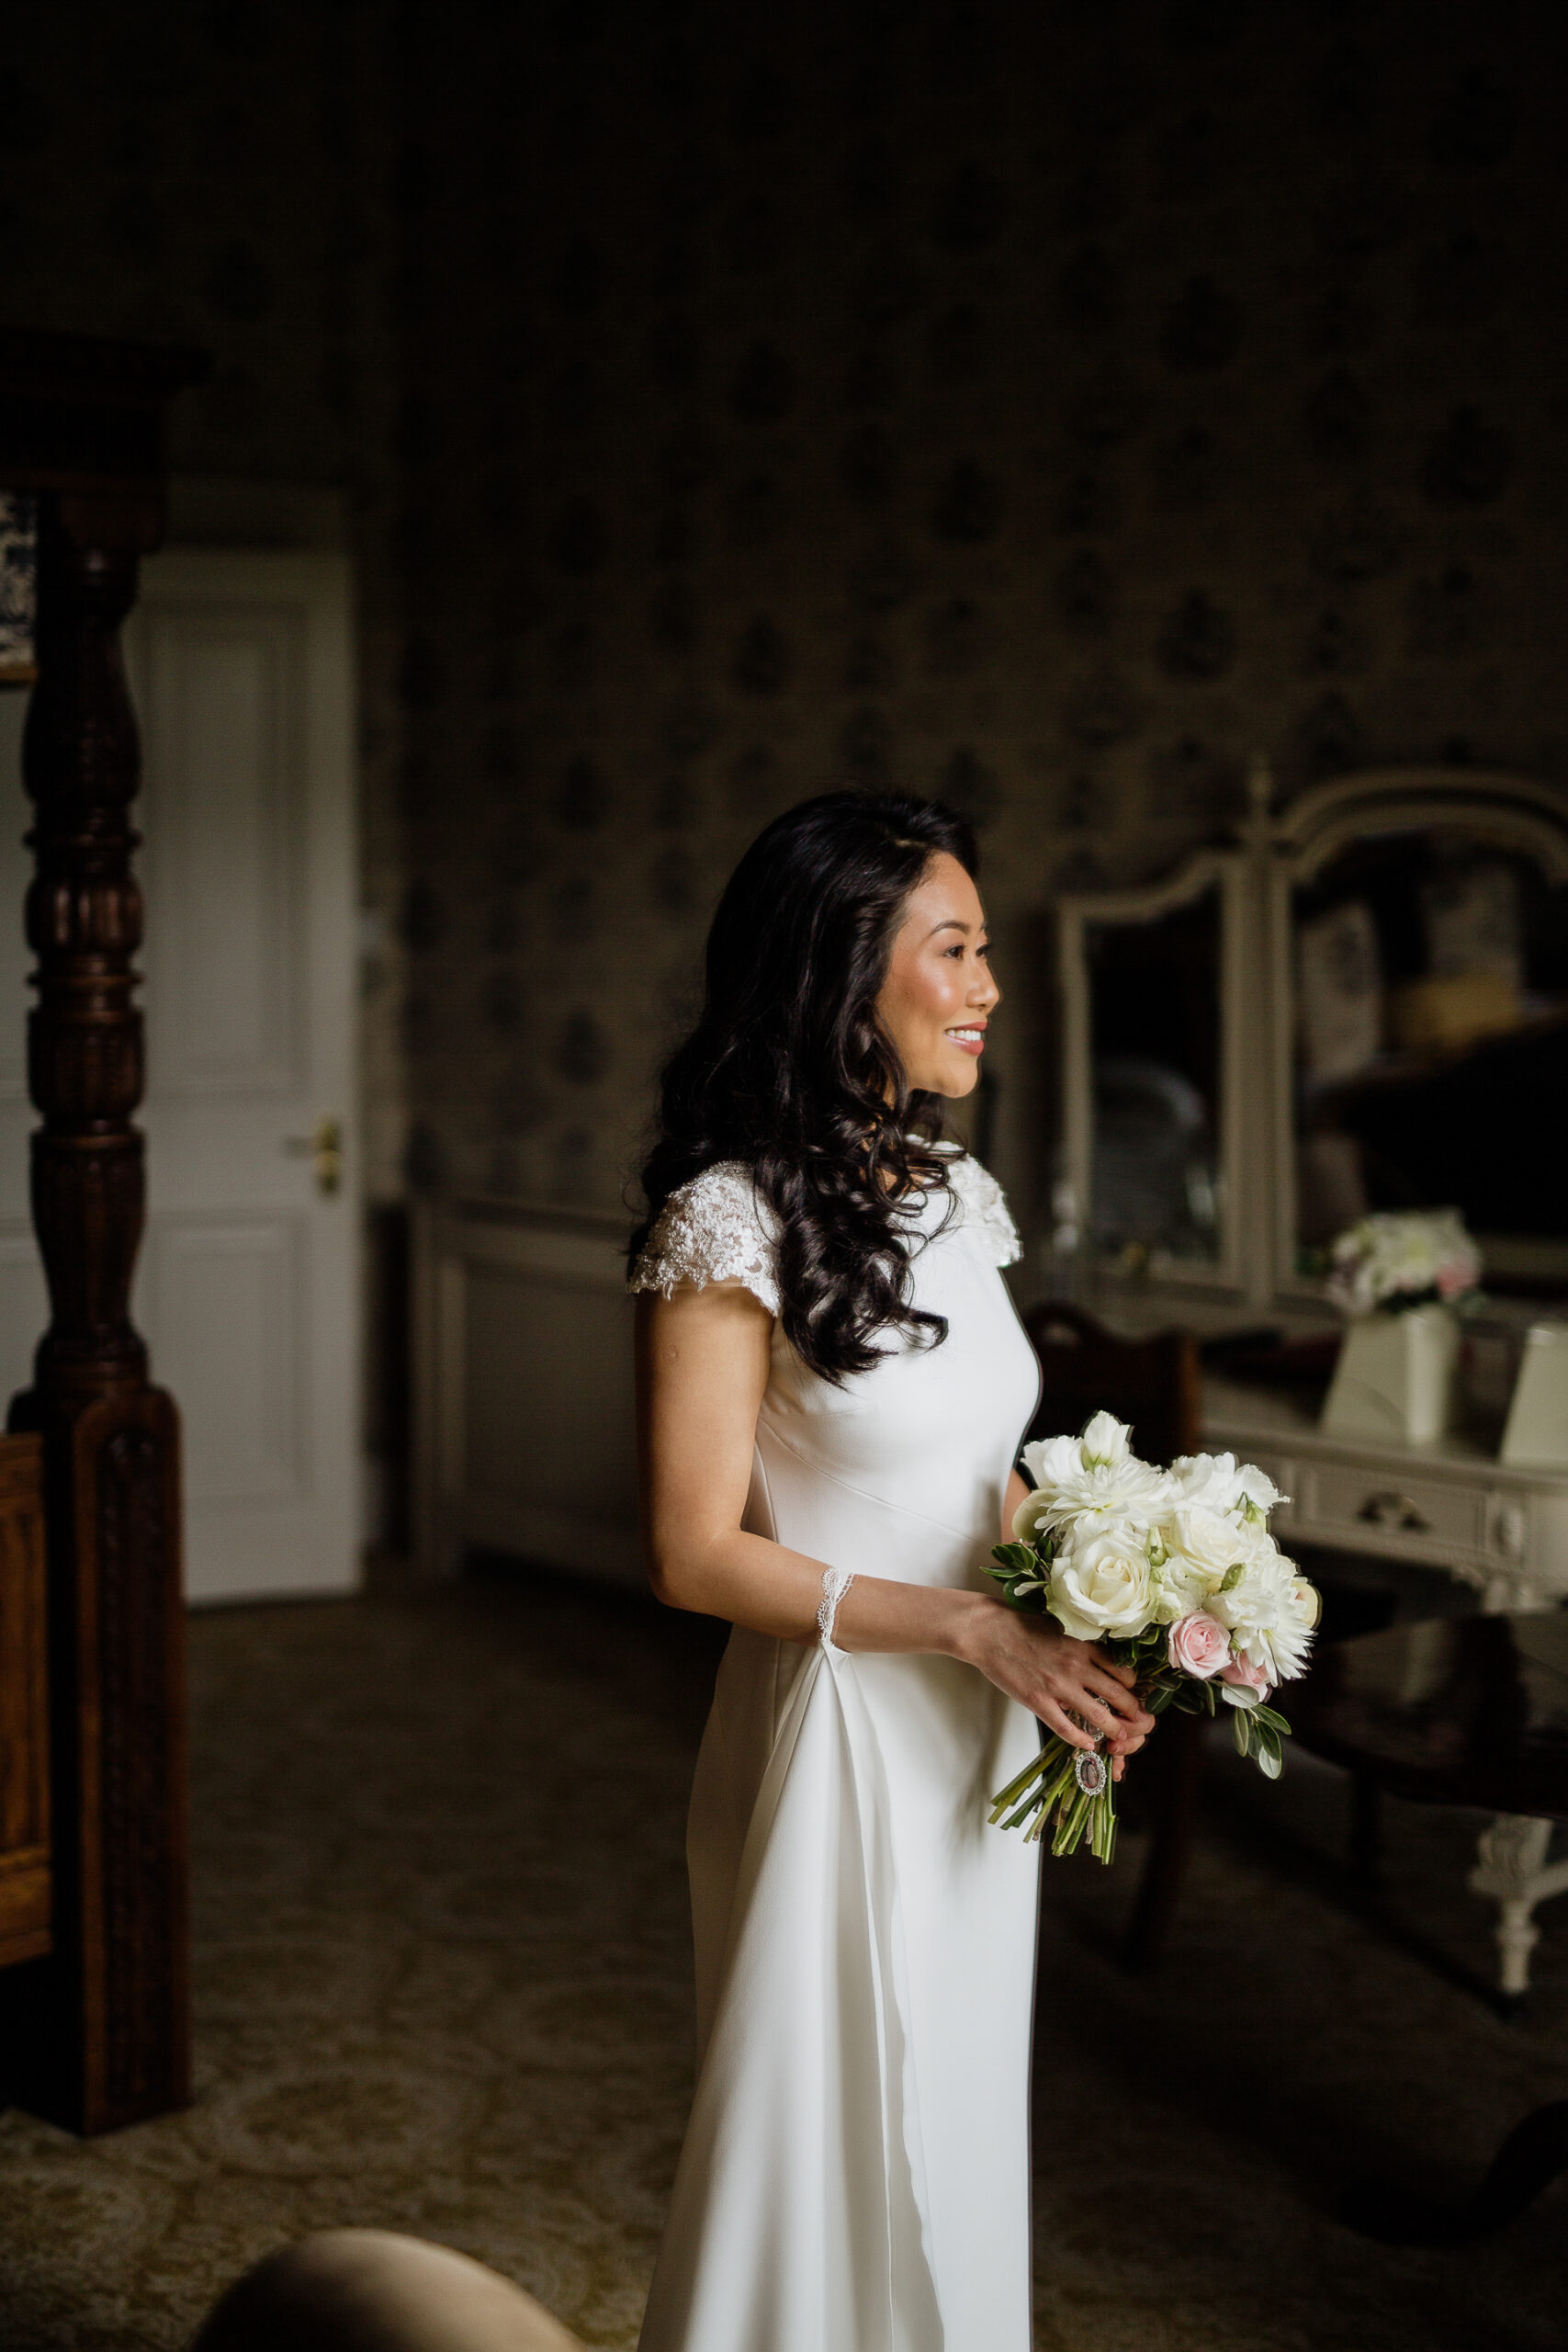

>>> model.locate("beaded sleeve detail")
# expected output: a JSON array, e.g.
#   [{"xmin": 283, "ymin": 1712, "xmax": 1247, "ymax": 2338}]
[
  {"xmin": 627, "ymin": 1162, "xmax": 781, "ymax": 1317},
  {"xmin": 948, "ymin": 1154, "xmax": 1022, "ymax": 1269}
]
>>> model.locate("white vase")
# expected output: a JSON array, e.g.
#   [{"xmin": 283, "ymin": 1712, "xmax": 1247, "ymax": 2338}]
[
  {"xmin": 1501, "ymin": 1321, "xmax": 1568, "ymax": 1467},
  {"xmin": 1320, "ymin": 1303, "xmax": 1459, "ymax": 1446}
]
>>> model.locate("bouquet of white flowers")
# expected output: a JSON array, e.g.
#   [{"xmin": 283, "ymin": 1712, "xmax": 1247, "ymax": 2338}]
[
  {"xmin": 987, "ymin": 1412, "xmax": 1319, "ymax": 1861},
  {"xmin": 1325, "ymin": 1206, "xmax": 1482, "ymax": 1317}
]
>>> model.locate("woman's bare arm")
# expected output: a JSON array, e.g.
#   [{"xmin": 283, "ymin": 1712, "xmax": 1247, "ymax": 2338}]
[{"xmin": 636, "ymin": 1285, "xmax": 1153, "ymax": 1762}]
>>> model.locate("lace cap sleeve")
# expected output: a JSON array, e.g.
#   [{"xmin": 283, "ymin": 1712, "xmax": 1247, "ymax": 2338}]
[
  {"xmin": 949, "ymin": 1154, "xmax": 1022, "ymax": 1270},
  {"xmin": 628, "ymin": 1163, "xmax": 781, "ymax": 1317}
]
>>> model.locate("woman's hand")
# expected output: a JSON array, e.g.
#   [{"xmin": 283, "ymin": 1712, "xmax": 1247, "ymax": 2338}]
[{"xmin": 960, "ymin": 1601, "xmax": 1156, "ymax": 1781}]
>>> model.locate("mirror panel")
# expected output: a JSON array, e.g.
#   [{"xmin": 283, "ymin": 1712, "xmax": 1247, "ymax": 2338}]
[
  {"xmin": 1292, "ymin": 823, "xmax": 1568, "ymax": 1281},
  {"xmin": 1085, "ymin": 881, "xmax": 1224, "ymax": 1272}
]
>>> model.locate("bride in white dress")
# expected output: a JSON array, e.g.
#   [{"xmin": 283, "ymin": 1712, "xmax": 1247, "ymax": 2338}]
[{"xmin": 628, "ymin": 794, "xmax": 1153, "ymax": 2352}]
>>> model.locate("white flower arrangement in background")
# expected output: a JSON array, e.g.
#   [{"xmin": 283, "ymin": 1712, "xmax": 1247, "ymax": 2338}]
[
  {"xmin": 1325, "ymin": 1206, "xmax": 1482, "ymax": 1317},
  {"xmin": 988, "ymin": 1414, "xmax": 1317, "ymax": 1860}
]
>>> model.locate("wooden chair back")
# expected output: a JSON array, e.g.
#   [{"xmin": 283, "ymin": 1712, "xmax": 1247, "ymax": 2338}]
[
  {"xmin": 1021, "ymin": 1300, "xmax": 1201, "ymax": 1469},
  {"xmin": 1018, "ymin": 1304, "xmax": 1205, "ymax": 1975}
]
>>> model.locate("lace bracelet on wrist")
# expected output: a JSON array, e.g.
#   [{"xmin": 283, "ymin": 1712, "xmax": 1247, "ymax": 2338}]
[{"xmin": 818, "ymin": 1565, "xmax": 855, "ymax": 1651}]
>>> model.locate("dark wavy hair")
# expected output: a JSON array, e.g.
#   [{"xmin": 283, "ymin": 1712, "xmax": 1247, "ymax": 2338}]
[{"xmin": 631, "ymin": 790, "xmax": 981, "ymax": 1381}]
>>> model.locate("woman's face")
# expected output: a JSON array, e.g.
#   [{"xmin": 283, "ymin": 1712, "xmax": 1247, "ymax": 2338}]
[{"xmin": 875, "ymin": 852, "xmax": 999, "ymax": 1099}]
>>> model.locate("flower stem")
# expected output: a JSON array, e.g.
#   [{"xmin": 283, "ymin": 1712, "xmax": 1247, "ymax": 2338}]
[{"xmin": 990, "ymin": 1733, "xmax": 1119, "ymax": 1862}]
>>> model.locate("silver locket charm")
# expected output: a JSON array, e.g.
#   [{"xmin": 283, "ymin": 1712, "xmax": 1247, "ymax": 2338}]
[{"xmin": 1074, "ymin": 1747, "xmax": 1108, "ymax": 1796}]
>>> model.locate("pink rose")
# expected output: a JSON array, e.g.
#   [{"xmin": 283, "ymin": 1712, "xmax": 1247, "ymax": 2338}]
[
  {"xmin": 1168, "ymin": 1612, "xmax": 1230, "ymax": 1679},
  {"xmin": 1222, "ymin": 1655, "xmax": 1272, "ymax": 1702}
]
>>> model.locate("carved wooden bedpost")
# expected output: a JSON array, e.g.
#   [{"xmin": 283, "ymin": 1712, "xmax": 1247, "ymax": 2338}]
[{"xmin": 0, "ymin": 331, "xmax": 206, "ymax": 2133}]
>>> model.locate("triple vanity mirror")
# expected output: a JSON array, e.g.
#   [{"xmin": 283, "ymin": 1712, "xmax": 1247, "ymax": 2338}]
[{"xmin": 1055, "ymin": 764, "xmax": 1568, "ymax": 1322}]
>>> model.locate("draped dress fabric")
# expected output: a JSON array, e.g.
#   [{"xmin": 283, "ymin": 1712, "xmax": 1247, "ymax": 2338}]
[{"xmin": 629, "ymin": 1154, "xmax": 1043, "ymax": 2352}]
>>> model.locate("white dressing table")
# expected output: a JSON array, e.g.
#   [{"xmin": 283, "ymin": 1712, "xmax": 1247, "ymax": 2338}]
[
  {"xmin": 1206, "ymin": 1374, "xmax": 1568, "ymax": 1999},
  {"xmin": 1203, "ymin": 1374, "xmax": 1568, "ymax": 1617},
  {"xmin": 1053, "ymin": 758, "xmax": 1568, "ymax": 1998}
]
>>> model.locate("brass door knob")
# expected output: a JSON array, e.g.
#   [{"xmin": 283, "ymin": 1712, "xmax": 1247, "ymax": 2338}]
[{"xmin": 283, "ymin": 1115, "xmax": 344, "ymax": 1197}]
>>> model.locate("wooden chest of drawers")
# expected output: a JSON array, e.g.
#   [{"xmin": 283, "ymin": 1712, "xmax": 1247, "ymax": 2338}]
[{"xmin": 0, "ymin": 1431, "xmax": 51, "ymax": 1968}]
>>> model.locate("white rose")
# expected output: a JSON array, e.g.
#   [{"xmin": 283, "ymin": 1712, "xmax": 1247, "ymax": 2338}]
[
  {"xmin": 1165, "ymin": 1504, "xmax": 1247, "ymax": 1588},
  {"xmin": 1149, "ymin": 1505, "xmax": 1245, "ymax": 1624},
  {"xmin": 1049, "ymin": 1528, "xmax": 1155, "ymax": 1642},
  {"xmin": 1148, "ymin": 1549, "xmax": 1212, "ymax": 1624}
]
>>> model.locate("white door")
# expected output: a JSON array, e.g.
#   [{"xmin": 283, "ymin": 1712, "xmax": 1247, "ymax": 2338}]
[{"xmin": 0, "ymin": 548, "xmax": 360, "ymax": 1602}]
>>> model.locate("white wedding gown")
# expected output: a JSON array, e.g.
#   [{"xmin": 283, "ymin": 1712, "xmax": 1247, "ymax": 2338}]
[{"xmin": 630, "ymin": 1154, "xmax": 1043, "ymax": 2352}]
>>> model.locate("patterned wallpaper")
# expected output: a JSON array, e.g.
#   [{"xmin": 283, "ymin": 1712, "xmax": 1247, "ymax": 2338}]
[
  {"xmin": 4, "ymin": 1, "xmax": 1566, "ymax": 1241},
  {"xmin": 389, "ymin": 0, "xmax": 1568, "ymax": 1232},
  {"xmin": 0, "ymin": 0, "xmax": 410, "ymax": 1194}
]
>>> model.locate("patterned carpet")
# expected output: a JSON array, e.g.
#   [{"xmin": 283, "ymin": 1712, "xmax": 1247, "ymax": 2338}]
[{"xmin": 0, "ymin": 1569, "xmax": 1563, "ymax": 2352}]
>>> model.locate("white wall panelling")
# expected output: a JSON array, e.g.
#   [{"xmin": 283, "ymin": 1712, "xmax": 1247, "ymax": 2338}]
[{"xmin": 413, "ymin": 1201, "xmax": 643, "ymax": 1589}]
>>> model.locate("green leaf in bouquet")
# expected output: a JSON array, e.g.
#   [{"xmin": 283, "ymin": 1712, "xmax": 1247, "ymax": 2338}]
[
  {"xmin": 1168, "ymin": 1682, "xmax": 1209, "ymax": 1719},
  {"xmin": 1231, "ymin": 1707, "xmax": 1252, "ymax": 1759},
  {"xmin": 1252, "ymin": 1706, "xmax": 1292, "ymax": 1737},
  {"xmin": 990, "ymin": 1543, "xmax": 1040, "ymax": 1575},
  {"xmin": 1256, "ymin": 1736, "xmax": 1283, "ymax": 1781}
]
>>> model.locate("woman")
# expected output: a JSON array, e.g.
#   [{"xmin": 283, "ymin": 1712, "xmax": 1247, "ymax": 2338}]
[{"xmin": 629, "ymin": 793, "xmax": 1153, "ymax": 2352}]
